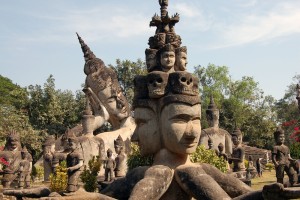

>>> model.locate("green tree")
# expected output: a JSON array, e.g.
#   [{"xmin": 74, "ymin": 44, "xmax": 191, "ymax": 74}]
[
  {"xmin": 194, "ymin": 64, "xmax": 277, "ymax": 149},
  {"xmin": 109, "ymin": 59, "xmax": 147, "ymax": 105},
  {"xmin": 27, "ymin": 75, "xmax": 84, "ymax": 137}
]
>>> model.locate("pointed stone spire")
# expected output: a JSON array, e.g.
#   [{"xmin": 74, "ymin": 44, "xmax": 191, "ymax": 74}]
[
  {"xmin": 207, "ymin": 95, "xmax": 218, "ymax": 110},
  {"xmin": 76, "ymin": 32, "xmax": 96, "ymax": 62}
]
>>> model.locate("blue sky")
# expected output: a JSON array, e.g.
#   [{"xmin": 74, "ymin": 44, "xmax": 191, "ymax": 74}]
[{"xmin": 0, "ymin": 0, "xmax": 299, "ymax": 100}]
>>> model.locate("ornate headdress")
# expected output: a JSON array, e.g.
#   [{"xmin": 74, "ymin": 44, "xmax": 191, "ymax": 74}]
[
  {"xmin": 43, "ymin": 135, "xmax": 56, "ymax": 147},
  {"xmin": 7, "ymin": 130, "xmax": 20, "ymax": 141},
  {"xmin": 114, "ymin": 135, "xmax": 125, "ymax": 147},
  {"xmin": 231, "ymin": 128, "xmax": 242, "ymax": 137}
]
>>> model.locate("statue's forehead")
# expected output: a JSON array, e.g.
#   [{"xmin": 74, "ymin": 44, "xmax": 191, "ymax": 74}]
[{"xmin": 162, "ymin": 103, "xmax": 200, "ymax": 116}]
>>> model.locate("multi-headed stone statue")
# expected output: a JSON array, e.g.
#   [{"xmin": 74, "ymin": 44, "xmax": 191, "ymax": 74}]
[{"xmin": 199, "ymin": 96, "xmax": 232, "ymax": 155}]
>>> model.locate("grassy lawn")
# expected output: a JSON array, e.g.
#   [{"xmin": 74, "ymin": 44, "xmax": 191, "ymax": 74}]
[{"xmin": 251, "ymin": 170, "xmax": 277, "ymax": 190}]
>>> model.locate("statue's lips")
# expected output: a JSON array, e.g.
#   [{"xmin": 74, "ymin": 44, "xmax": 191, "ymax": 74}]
[{"xmin": 181, "ymin": 141, "xmax": 197, "ymax": 148}]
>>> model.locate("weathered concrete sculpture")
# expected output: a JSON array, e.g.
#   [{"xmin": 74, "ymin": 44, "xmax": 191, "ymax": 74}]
[
  {"xmin": 101, "ymin": 1, "xmax": 256, "ymax": 199},
  {"xmin": 228, "ymin": 128, "xmax": 246, "ymax": 173},
  {"xmin": 52, "ymin": 129, "xmax": 74, "ymax": 171},
  {"xmin": 0, "ymin": 130, "xmax": 22, "ymax": 188},
  {"xmin": 42, "ymin": 135, "xmax": 56, "ymax": 182},
  {"xmin": 77, "ymin": 33, "xmax": 135, "ymax": 162},
  {"xmin": 66, "ymin": 133, "xmax": 84, "ymax": 192},
  {"xmin": 272, "ymin": 126, "xmax": 298, "ymax": 186},
  {"xmin": 103, "ymin": 148, "xmax": 115, "ymax": 182},
  {"xmin": 199, "ymin": 96, "xmax": 232, "ymax": 155},
  {"xmin": 114, "ymin": 135, "xmax": 127, "ymax": 177},
  {"xmin": 18, "ymin": 146, "xmax": 32, "ymax": 189}
]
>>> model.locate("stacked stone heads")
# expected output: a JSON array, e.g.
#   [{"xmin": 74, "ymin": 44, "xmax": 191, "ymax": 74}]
[{"xmin": 132, "ymin": 0, "xmax": 201, "ymax": 157}]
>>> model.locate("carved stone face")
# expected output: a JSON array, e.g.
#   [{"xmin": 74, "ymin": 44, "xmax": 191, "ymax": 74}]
[
  {"xmin": 132, "ymin": 107, "xmax": 160, "ymax": 156},
  {"xmin": 275, "ymin": 133, "xmax": 285, "ymax": 145},
  {"xmin": 160, "ymin": 103, "xmax": 201, "ymax": 155},
  {"xmin": 67, "ymin": 138, "xmax": 77, "ymax": 151},
  {"xmin": 146, "ymin": 53, "xmax": 157, "ymax": 72},
  {"xmin": 175, "ymin": 51, "xmax": 188, "ymax": 71},
  {"xmin": 7, "ymin": 137, "xmax": 19, "ymax": 151},
  {"xmin": 160, "ymin": 51, "xmax": 175, "ymax": 72},
  {"xmin": 147, "ymin": 72, "xmax": 168, "ymax": 98},
  {"xmin": 98, "ymin": 85, "xmax": 129, "ymax": 121},
  {"xmin": 114, "ymin": 144, "xmax": 123, "ymax": 155},
  {"xmin": 206, "ymin": 110, "xmax": 219, "ymax": 127},
  {"xmin": 232, "ymin": 135, "xmax": 241, "ymax": 146}
]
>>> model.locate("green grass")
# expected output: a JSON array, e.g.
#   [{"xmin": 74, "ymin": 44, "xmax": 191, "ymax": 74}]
[{"xmin": 251, "ymin": 170, "xmax": 277, "ymax": 190}]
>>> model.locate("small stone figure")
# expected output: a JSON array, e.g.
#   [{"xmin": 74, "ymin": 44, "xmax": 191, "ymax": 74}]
[
  {"xmin": 18, "ymin": 147, "xmax": 32, "ymax": 189},
  {"xmin": 272, "ymin": 127, "xmax": 298, "ymax": 186},
  {"xmin": 114, "ymin": 135, "xmax": 127, "ymax": 177},
  {"xmin": 247, "ymin": 155, "xmax": 257, "ymax": 178},
  {"xmin": 256, "ymin": 158, "xmax": 263, "ymax": 177},
  {"xmin": 42, "ymin": 135, "xmax": 56, "ymax": 182},
  {"xmin": 217, "ymin": 143, "xmax": 228, "ymax": 161},
  {"xmin": 104, "ymin": 148, "xmax": 115, "ymax": 182},
  {"xmin": 0, "ymin": 130, "xmax": 22, "ymax": 188},
  {"xmin": 228, "ymin": 128, "xmax": 246, "ymax": 172},
  {"xmin": 66, "ymin": 134, "xmax": 84, "ymax": 192}
]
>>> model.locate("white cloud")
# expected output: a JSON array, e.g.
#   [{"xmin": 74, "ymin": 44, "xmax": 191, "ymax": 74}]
[{"xmin": 211, "ymin": 2, "xmax": 300, "ymax": 49}]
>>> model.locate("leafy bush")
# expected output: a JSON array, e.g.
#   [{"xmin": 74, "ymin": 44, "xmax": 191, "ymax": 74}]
[
  {"xmin": 49, "ymin": 161, "xmax": 68, "ymax": 192},
  {"xmin": 290, "ymin": 142, "xmax": 300, "ymax": 159},
  {"xmin": 128, "ymin": 144, "xmax": 227, "ymax": 173},
  {"xmin": 190, "ymin": 145, "xmax": 228, "ymax": 173},
  {"xmin": 265, "ymin": 162, "xmax": 275, "ymax": 171},
  {"xmin": 127, "ymin": 143, "xmax": 153, "ymax": 171},
  {"xmin": 31, "ymin": 165, "xmax": 44, "ymax": 182},
  {"xmin": 80, "ymin": 156, "xmax": 101, "ymax": 192}
]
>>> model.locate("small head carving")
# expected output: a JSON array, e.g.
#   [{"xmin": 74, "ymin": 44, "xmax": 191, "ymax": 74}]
[
  {"xmin": 5, "ymin": 130, "xmax": 20, "ymax": 151},
  {"xmin": 154, "ymin": 33, "xmax": 166, "ymax": 48},
  {"xmin": 145, "ymin": 48, "xmax": 158, "ymax": 72},
  {"xmin": 231, "ymin": 128, "xmax": 242, "ymax": 146},
  {"xmin": 274, "ymin": 126, "xmax": 285, "ymax": 145},
  {"xmin": 175, "ymin": 46, "xmax": 187, "ymax": 71},
  {"xmin": 166, "ymin": 33, "xmax": 181, "ymax": 48},
  {"xmin": 107, "ymin": 148, "xmax": 113, "ymax": 158},
  {"xmin": 169, "ymin": 71, "xmax": 198, "ymax": 96},
  {"xmin": 147, "ymin": 71, "xmax": 169, "ymax": 98},
  {"xmin": 114, "ymin": 135, "xmax": 124, "ymax": 154}
]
